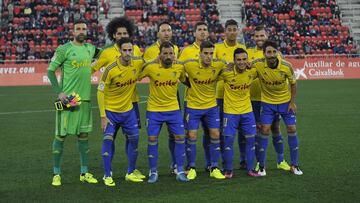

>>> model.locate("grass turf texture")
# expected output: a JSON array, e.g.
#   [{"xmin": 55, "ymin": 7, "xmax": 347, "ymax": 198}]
[{"xmin": 0, "ymin": 80, "xmax": 359, "ymax": 202}]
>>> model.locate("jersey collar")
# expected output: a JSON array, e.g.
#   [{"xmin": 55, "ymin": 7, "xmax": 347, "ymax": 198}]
[
  {"xmin": 233, "ymin": 65, "xmax": 246, "ymax": 75},
  {"xmin": 193, "ymin": 42, "xmax": 200, "ymax": 50},
  {"xmin": 116, "ymin": 57, "xmax": 133, "ymax": 69},
  {"xmin": 265, "ymin": 57, "xmax": 282, "ymax": 69},
  {"xmin": 114, "ymin": 43, "xmax": 120, "ymax": 52},
  {"xmin": 199, "ymin": 58, "xmax": 214, "ymax": 69},
  {"xmin": 156, "ymin": 41, "xmax": 161, "ymax": 48},
  {"xmin": 224, "ymin": 39, "xmax": 239, "ymax": 48}
]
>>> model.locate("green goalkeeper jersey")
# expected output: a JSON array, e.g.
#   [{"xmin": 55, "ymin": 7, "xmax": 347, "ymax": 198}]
[{"xmin": 48, "ymin": 42, "xmax": 97, "ymax": 101}]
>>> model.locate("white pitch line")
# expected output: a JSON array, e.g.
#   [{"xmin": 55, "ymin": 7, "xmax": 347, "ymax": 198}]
[
  {"xmin": 0, "ymin": 101, "xmax": 147, "ymax": 115},
  {"xmin": 0, "ymin": 109, "xmax": 55, "ymax": 115}
]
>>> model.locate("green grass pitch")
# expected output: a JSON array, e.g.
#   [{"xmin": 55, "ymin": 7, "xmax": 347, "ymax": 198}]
[{"xmin": 0, "ymin": 80, "xmax": 359, "ymax": 202}]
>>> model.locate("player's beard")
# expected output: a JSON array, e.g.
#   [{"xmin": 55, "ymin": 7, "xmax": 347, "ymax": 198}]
[
  {"xmin": 267, "ymin": 57, "xmax": 278, "ymax": 69},
  {"xmin": 162, "ymin": 58, "xmax": 172, "ymax": 68},
  {"xmin": 122, "ymin": 55, "xmax": 131, "ymax": 65},
  {"xmin": 256, "ymin": 40, "xmax": 264, "ymax": 49},
  {"xmin": 75, "ymin": 34, "xmax": 86, "ymax": 43}
]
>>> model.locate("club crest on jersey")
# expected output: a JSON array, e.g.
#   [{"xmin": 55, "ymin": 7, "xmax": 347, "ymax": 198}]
[
  {"xmin": 212, "ymin": 69, "xmax": 216, "ymax": 75},
  {"xmin": 173, "ymin": 71, "xmax": 177, "ymax": 77},
  {"xmin": 232, "ymin": 79, "xmax": 236, "ymax": 82},
  {"xmin": 196, "ymin": 72, "xmax": 200, "ymax": 75},
  {"xmin": 72, "ymin": 53, "xmax": 76, "ymax": 57},
  {"xmin": 133, "ymin": 69, "xmax": 136, "ymax": 74},
  {"xmin": 157, "ymin": 73, "xmax": 161, "ymax": 77}
]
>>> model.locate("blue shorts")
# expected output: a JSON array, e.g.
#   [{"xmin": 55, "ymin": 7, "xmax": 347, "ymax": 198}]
[
  {"xmin": 217, "ymin": 99, "xmax": 224, "ymax": 125},
  {"xmin": 223, "ymin": 112, "xmax": 256, "ymax": 136},
  {"xmin": 133, "ymin": 102, "xmax": 141, "ymax": 129},
  {"xmin": 252, "ymin": 101, "xmax": 280, "ymax": 123},
  {"xmin": 251, "ymin": 101, "xmax": 261, "ymax": 123},
  {"xmin": 183, "ymin": 101, "xmax": 187, "ymax": 123},
  {"xmin": 146, "ymin": 110, "xmax": 185, "ymax": 136},
  {"xmin": 185, "ymin": 106, "xmax": 220, "ymax": 130},
  {"xmin": 104, "ymin": 108, "xmax": 139, "ymax": 136},
  {"xmin": 260, "ymin": 102, "xmax": 296, "ymax": 125}
]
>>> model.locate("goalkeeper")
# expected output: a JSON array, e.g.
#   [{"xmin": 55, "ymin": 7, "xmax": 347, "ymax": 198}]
[{"xmin": 47, "ymin": 20, "xmax": 101, "ymax": 186}]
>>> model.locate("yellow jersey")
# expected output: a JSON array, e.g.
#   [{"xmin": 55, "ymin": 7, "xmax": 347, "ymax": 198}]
[
  {"xmin": 247, "ymin": 47, "xmax": 264, "ymax": 101},
  {"xmin": 253, "ymin": 58, "xmax": 296, "ymax": 104},
  {"xmin": 97, "ymin": 57, "xmax": 144, "ymax": 116},
  {"xmin": 219, "ymin": 67, "xmax": 257, "ymax": 114},
  {"xmin": 214, "ymin": 40, "xmax": 246, "ymax": 99},
  {"xmin": 93, "ymin": 43, "xmax": 142, "ymax": 103},
  {"xmin": 184, "ymin": 59, "xmax": 226, "ymax": 109},
  {"xmin": 139, "ymin": 61, "xmax": 185, "ymax": 112},
  {"xmin": 143, "ymin": 41, "xmax": 179, "ymax": 62},
  {"xmin": 178, "ymin": 42, "xmax": 201, "ymax": 61},
  {"xmin": 178, "ymin": 42, "xmax": 202, "ymax": 102}
]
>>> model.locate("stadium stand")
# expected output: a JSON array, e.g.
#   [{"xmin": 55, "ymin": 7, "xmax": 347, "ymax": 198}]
[
  {"xmin": 0, "ymin": 0, "xmax": 106, "ymax": 63},
  {"xmin": 123, "ymin": 0, "xmax": 224, "ymax": 48},
  {"xmin": 1, "ymin": 0, "xmax": 359, "ymax": 63},
  {"xmin": 242, "ymin": 0, "xmax": 358, "ymax": 55}
]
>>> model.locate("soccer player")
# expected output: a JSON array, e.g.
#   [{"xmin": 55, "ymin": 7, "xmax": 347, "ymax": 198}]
[
  {"xmin": 178, "ymin": 21, "xmax": 212, "ymax": 171},
  {"xmin": 253, "ymin": 40, "xmax": 303, "ymax": 176},
  {"xmin": 143, "ymin": 21, "xmax": 180, "ymax": 62},
  {"xmin": 183, "ymin": 41, "xmax": 226, "ymax": 180},
  {"xmin": 92, "ymin": 17, "xmax": 143, "ymax": 174},
  {"xmin": 48, "ymin": 19, "xmax": 99, "ymax": 186},
  {"xmin": 178, "ymin": 21, "xmax": 209, "ymax": 61},
  {"xmin": 97, "ymin": 38, "xmax": 145, "ymax": 186},
  {"xmin": 93, "ymin": 16, "xmax": 142, "ymax": 72},
  {"xmin": 139, "ymin": 42, "xmax": 189, "ymax": 183},
  {"xmin": 143, "ymin": 21, "xmax": 180, "ymax": 173},
  {"xmin": 214, "ymin": 19, "xmax": 247, "ymax": 169},
  {"xmin": 220, "ymin": 48, "xmax": 260, "ymax": 178},
  {"xmin": 248, "ymin": 25, "xmax": 290, "ymax": 171}
]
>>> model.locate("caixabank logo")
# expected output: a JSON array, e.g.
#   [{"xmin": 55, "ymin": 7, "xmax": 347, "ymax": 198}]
[{"xmin": 294, "ymin": 67, "xmax": 345, "ymax": 80}]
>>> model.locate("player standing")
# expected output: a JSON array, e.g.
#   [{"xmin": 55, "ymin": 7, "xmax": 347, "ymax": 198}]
[
  {"xmin": 183, "ymin": 41, "xmax": 226, "ymax": 180},
  {"xmin": 139, "ymin": 42, "xmax": 189, "ymax": 183},
  {"xmin": 97, "ymin": 38, "xmax": 145, "ymax": 186},
  {"xmin": 178, "ymin": 21, "xmax": 212, "ymax": 171},
  {"xmin": 214, "ymin": 19, "xmax": 247, "ymax": 169},
  {"xmin": 248, "ymin": 25, "xmax": 290, "ymax": 171},
  {"xmin": 48, "ymin": 20, "xmax": 99, "ymax": 186},
  {"xmin": 143, "ymin": 21, "xmax": 180, "ymax": 62},
  {"xmin": 143, "ymin": 21, "xmax": 180, "ymax": 173},
  {"xmin": 253, "ymin": 40, "xmax": 303, "ymax": 176},
  {"xmin": 220, "ymin": 48, "xmax": 260, "ymax": 178},
  {"xmin": 92, "ymin": 17, "xmax": 143, "ymax": 174}
]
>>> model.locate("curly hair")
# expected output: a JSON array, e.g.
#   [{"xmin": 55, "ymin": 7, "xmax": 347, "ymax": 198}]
[{"xmin": 106, "ymin": 17, "xmax": 135, "ymax": 42}]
